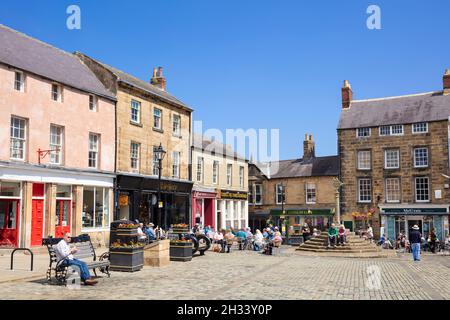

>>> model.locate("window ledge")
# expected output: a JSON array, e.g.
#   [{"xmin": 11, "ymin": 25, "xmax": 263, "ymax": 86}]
[
  {"xmin": 153, "ymin": 127, "xmax": 164, "ymax": 133},
  {"xmin": 172, "ymin": 134, "xmax": 182, "ymax": 139},
  {"xmin": 130, "ymin": 121, "xmax": 143, "ymax": 127}
]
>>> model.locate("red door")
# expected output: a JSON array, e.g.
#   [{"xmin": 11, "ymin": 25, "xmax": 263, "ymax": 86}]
[
  {"xmin": 31, "ymin": 200, "xmax": 44, "ymax": 246},
  {"xmin": 0, "ymin": 200, "xmax": 20, "ymax": 247},
  {"xmin": 55, "ymin": 200, "xmax": 71, "ymax": 238}
]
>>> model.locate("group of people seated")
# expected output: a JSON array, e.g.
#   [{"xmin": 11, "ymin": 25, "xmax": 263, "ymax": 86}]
[
  {"xmin": 327, "ymin": 223, "xmax": 348, "ymax": 248},
  {"xmin": 136, "ymin": 222, "xmax": 165, "ymax": 243}
]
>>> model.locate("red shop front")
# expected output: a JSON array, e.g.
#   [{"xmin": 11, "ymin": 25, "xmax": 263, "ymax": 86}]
[{"xmin": 192, "ymin": 189, "xmax": 217, "ymax": 229}]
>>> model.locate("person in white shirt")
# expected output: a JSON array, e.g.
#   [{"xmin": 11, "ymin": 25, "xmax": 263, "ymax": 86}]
[
  {"xmin": 55, "ymin": 233, "xmax": 97, "ymax": 285},
  {"xmin": 137, "ymin": 223, "xmax": 148, "ymax": 242}
]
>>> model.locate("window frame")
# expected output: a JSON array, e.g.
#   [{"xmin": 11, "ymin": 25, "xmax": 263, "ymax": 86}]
[
  {"xmin": 379, "ymin": 125, "xmax": 404, "ymax": 136},
  {"xmin": 88, "ymin": 133, "xmax": 100, "ymax": 169},
  {"xmin": 357, "ymin": 150, "xmax": 371, "ymax": 170},
  {"xmin": 14, "ymin": 70, "xmax": 25, "ymax": 92},
  {"xmin": 172, "ymin": 114, "xmax": 181, "ymax": 136},
  {"xmin": 82, "ymin": 186, "xmax": 110, "ymax": 230},
  {"xmin": 415, "ymin": 176, "xmax": 430, "ymax": 203},
  {"xmin": 212, "ymin": 161, "xmax": 219, "ymax": 184},
  {"xmin": 51, "ymin": 84, "xmax": 62, "ymax": 102},
  {"xmin": 152, "ymin": 146, "xmax": 160, "ymax": 175},
  {"xmin": 153, "ymin": 108, "xmax": 162, "ymax": 130},
  {"xmin": 89, "ymin": 95, "xmax": 98, "ymax": 112},
  {"xmin": 10, "ymin": 116, "xmax": 27, "ymax": 161},
  {"xmin": 226, "ymin": 164, "xmax": 232, "ymax": 186},
  {"xmin": 49, "ymin": 124, "xmax": 64, "ymax": 165},
  {"xmin": 385, "ymin": 178, "xmax": 401, "ymax": 203},
  {"xmin": 357, "ymin": 178, "xmax": 372, "ymax": 203},
  {"xmin": 356, "ymin": 127, "xmax": 371, "ymax": 138},
  {"xmin": 130, "ymin": 100, "xmax": 141, "ymax": 124},
  {"xmin": 305, "ymin": 183, "xmax": 317, "ymax": 204},
  {"xmin": 172, "ymin": 151, "xmax": 180, "ymax": 178},
  {"xmin": 254, "ymin": 184, "xmax": 262, "ymax": 205},
  {"xmin": 412, "ymin": 122, "xmax": 428, "ymax": 134},
  {"xmin": 384, "ymin": 149, "xmax": 400, "ymax": 169},
  {"xmin": 276, "ymin": 183, "xmax": 285, "ymax": 205},
  {"xmin": 196, "ymin": 157, "xmax": 204, "ymax": 182},
  {"xmin": 413, "ymin": 147, "xmax": 429, "ymax": 168},
  {"xmin": 239, "ymin": 166, "xmax": 244, "ymax": 188},
  {"xmin": 130, "ymin": 142, "xmax": 140, "ymax": 172}
]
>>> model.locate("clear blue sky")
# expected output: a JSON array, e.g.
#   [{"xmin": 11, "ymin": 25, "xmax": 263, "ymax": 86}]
[{"xmin": 2, "ymin": 0, "xmax": 450, "ymax": 160}]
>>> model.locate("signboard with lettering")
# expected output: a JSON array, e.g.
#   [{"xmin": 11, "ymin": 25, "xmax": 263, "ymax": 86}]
[
  {"xmin": 382, "ymin": 208, "xmax": 448, "ymax": 214},
  {"xmin": 218, "ymin": 190, "xmax": 248, "ymax": 200},
  {"xmin": 270, "ymin": 209, "xmax": 333, "ymax": 216}
]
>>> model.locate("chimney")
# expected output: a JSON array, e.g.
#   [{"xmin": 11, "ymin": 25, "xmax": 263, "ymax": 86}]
[
  {"xmin": 303, "ymin": 134, "xmax": 315, "ymax": 159},
  {"xmin": 151, "ymin": 67, "xmax": 166, "ymax": 91},
  {"xmin": 444, "ymin": 69, "xmax": 450, "ymax": 94},
  {"xmin": 341, "ymin": 80, "xmax": 353, "ymax": 109}
]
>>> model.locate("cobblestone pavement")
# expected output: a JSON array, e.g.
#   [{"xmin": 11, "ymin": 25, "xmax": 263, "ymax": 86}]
[{"xmin": 0, "ymin": 247, "xmax": 448, "ymax": 300}]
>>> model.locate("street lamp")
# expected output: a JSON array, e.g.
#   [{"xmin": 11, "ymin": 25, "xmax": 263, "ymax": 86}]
[
  {"xmin": 154, "ymin": 143, "xmax": 166, "ymax": 230},
  {"xmin": 332, "ymin": 177, "xmax": 344, "ymax": 225},
  {"xmin": 279, "ymin": 183, "xmax": 287, "ymax": 242}
]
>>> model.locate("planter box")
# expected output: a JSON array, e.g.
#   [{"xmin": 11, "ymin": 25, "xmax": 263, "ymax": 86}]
[
  {"xmin": 109, "ymin": 246, "xmax": 144, "ymax": 272},
  {"xmin": 171, "ymin": 228, "xmax": 190, "ymax": 234},
  {"xmin": 110, "ymin": 228, "xmax": 139, "ymax": 245},
  {"xmin": 170, "ymin": 242, "xmax": 193, "ymax": 262},
  {"xmin": 144, "ymin": 240, "xmax": 170, "ymax": 267}
]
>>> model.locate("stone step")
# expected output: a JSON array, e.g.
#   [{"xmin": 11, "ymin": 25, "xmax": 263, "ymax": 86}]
[
  {"xmin": 303, "ymin": 241, "xmax": 374, "ymax": 247},
  {"xmin": 296, "ymin": 247, "xmax": 381, "ymax": 253}
]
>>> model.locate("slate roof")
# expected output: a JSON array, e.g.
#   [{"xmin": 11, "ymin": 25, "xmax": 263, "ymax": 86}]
[
  {"xmin": 256, "ymin": 156, "xmax": 339, "ymax": 179},
  {"xmin": 192, "ymin": 134, "xmax": 246, "ymax": 161},
  {"xmin": 0, "ymin": 24, "xmax": 115, "ymax": 100},
  {"xmin": 82, "ymin": 56, "xmax": 192, "ymax": 111},
  {"xmin": 338, "ymin": 91, "xmax": 450, "ymax": 129}
]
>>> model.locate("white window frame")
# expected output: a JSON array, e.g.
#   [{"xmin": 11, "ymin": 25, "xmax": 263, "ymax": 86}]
[
  {"xmin": 384, "ymin": 149, "xmax": 400, "ymax": 169},
  {"xmin": 239, "ymin": 166, "xmax": 244, "ymax": 188},
  {"xmin": 385, "ymin": 178, "xmax": 401, "ymax": 203},
  {"xmin": 412, "ymin": 122, "xmax": 428, "ymax": 134},
  {"xmin": 88, "ymin": 133, "xmax": 100, "ymax": 169},
  {"xmin": 130, "ymin": 100, "xmax": 141, "ymax": 124},
  {"xmin": 172, "ymin": 114, "xmax": 181, "ymax": 136},
  {"xmin": 14, "ymin": 71, "xmax": 25, "ymax": 92},
  {"xmin": 212, "ymin": 161, "xmax": 219, "ymax": 184},
  {"xmin": 356, "ymin": 127, "xmax": 371, "ymax": 138},
  {"xmin": 196, "ymin": 157, "xmax": 204, "ymax": 182},
  {"xmin": 358, "ymin": 178, "xmax": 372, "ymax": 203},
  {"xmin": 51, "ymin": 84, "xmax": 62, "ymax": 102},
  {"xmin": 10, "ymin": 117, "xmax": 26, "ymax": 161},
  {"xmin": 276, "ymin": 184, "xmax": 285, "ymax": 205},
  {"xmin": 415, "ymin": 176, "xmax": 430, "ymax": 203},
  {"xmin": 172, "ymin": 151, "xmax": 180, "ymax": 178},
  {"xmin": 152, "ymin": 146, "xmax": 159, "ymax": 175},
  {"xmin": 81, "ymin": 186, "xmax": 110, "ymax": 230},
  {"xmin": 414, "ymin": 147, "xmax": 429, "ymax": 168},
  {"xmin": 49, "ymin": 124, "xmax": 63, "ymax": 165},
  {"xmin": 227, "ymin": 164, "xmax": 232, "ymax": 186},
  {"xmin": 306, "ymin": 183, "xmax": 316, "ymax": 204},
  {"xmin": 153, "ymin": 108, "xmax": 162, "ymax": 130},
  {"xmin": 130, "ymin": 142, "xmax": 140, "ymax": 172},
  {"xmin": 89, "ymin": 95, "xmax": 98, "ymax": 112},
  {"xmin": 357, "ymin": 150, "xmax": 371, "ymax": 170},
  {"xmin": 254, "ymin": 184, "xmax": 262, "ymax": 205},
  {"xmin": 379, "ymin": 126, "xmax": 391, "ymax": 136},
  {"xmin": 379, "ymin": 125, "xmax": 404, "ymax": 136}
]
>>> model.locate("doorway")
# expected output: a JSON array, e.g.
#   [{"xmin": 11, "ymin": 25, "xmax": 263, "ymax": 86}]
[
  {"xmin": 55, "ymin": 200, "xmax": 71, "ymax": 238},
  {"xmin": 0, "ymin": 200, "xmax": 20, "ymax": 247},
  {"xmin": 407, "ymin": 219, "xmax": 422, "ymax": 238},
  {"xmin": 31, "ymin": 183, "xmax": 45, "ymax": 247}
]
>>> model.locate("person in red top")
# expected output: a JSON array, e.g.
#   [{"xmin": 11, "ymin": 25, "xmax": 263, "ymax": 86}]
[{"xmin": 337, "ymin": 224, "xmax": 346, "ymax": 246}]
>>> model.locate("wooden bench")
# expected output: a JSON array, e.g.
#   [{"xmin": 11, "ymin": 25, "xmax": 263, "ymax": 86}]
[{"xmin": 42, "ymin": 234, "xmax": 110, "ymax": 284}]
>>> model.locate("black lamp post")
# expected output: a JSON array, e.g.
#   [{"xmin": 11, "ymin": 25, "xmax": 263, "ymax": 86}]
[{"xmin": 154, "ymin": 143, "xmax": 166, "ymax": 230}]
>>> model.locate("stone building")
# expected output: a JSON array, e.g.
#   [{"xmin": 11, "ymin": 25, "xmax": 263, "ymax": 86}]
[
  {"xmin": 0, "ymin": 25, "xmax": 116, "ymax": 248},
  {"xmin": 337, "ymin": 73, "xmax": 450, "ymax": 241},
  {"xmin": 248, "ymin": 135, "xmax": 339, "ymax": 233},
  {"xmin": 77, "ymin": 54, "xmax": 193, "ymax": 230},
  {"xmin": 191, "ymin": 135, "xmax": 248, "ymax": 230}
]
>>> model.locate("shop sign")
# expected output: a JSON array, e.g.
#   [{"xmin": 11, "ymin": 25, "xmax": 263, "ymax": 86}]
[
  {"xmin": 270, "ymin": 209, "xmax": 333, "ymax": 216},
  {"xmin": 382, "ymin": 208, "xmax": 448, "ymax": 214},
  {"xmin": 218, "ymin": 190, "xmax": 248, "ymax": 200},
  {"xmin": 119, "ymin": 194, "xmax": 128, "ymax": 207},
  {"xmin": 193, "ymin": 191, "xmax": 217, "ymax": 198}
]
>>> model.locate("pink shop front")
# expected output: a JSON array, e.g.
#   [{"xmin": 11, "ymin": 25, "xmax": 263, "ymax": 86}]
[{"xmin": 191, "ymin": 188, "xmax": 217, "ymax": 229}]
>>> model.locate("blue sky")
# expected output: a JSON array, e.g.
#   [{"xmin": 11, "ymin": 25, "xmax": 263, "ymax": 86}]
[{"xmin": 1, "ymin": 0, "xmax": 450, "ymax": 160}]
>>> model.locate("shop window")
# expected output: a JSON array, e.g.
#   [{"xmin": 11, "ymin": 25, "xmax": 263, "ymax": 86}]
[
  {"xmin": 0, "ymin": 181, "xmax": 21, "ymax": 197},
  {"xmin": 82, "ymin": 187, "xmax": 109, "ymax": 228},
  {"xmin": 56, "ymin": 185, "xmax": 71, "ymax": 198}
]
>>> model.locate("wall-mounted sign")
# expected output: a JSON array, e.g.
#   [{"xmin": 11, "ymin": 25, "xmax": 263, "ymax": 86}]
[
  {"xmin": 218, "ymin": 190, "xmax": 248, "ymax": 200},
  {"xmin": 381, "ymin": 207, "xmax": 448, "ymax": 214},
  {"xmin": 119, "ymin": 194, "xmax": 129, "ymax": 207},
  {"xmin": 270, "ymin": 209, "xmax": 333, "ymax": 216}
]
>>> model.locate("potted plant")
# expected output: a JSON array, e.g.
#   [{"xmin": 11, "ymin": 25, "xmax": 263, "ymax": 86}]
[
  {"xmin": 109, "ymin": 240, "xmax": 145, "ymax": 272},
  {"xmin": 169, "ymin": 238, "xmax": 193, "ymax": 262},
  {"xmin": 171, "ymin": 223, "xmax": 190, "ymax": 234}
]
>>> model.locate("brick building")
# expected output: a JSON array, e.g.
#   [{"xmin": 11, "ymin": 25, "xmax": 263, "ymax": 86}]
[
  {"xmin": 248, "ymin": 134, "xmax": 339, "ymax": 233},
  {"xmin": 191, "ymin": 134, "xmax": 248, "ymax": 230},
  {"xmin": 337, "ymin": 73, "xmax": 450, "ymax": 241},
  {"xmin": 77, "ymin": 53, "xmax": 193, "ymax": 230}
]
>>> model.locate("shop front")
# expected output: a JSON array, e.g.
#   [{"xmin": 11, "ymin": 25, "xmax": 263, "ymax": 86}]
[
  {"xmin": 115, "ymin": 174, "xmax": 192, "ymax": 230},
  {"xmin": 192, "ymin": 187, "xmax": 216, "ymax": 229},
  {"xmin": 217, "ymin": 189, "xmax": 248, "ymax": 230},
  {"xmin": 269, "ymin": 208, "xmax": 335, "ymax": 232},
  {"xmin": 380, "ymin": 206, "xmax": 449, "ymax": 242}
]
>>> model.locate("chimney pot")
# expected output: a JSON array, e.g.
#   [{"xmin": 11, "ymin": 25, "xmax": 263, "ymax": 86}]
[
  {"xmin": 444, "ymin": 69, "xmax": 450, "ymax": 93},
  {"xmin": 303, "ymin": 133, "xmax": 315, "ymax": 160},
  {"xmin": 151, "ymin": 66, "xmax": 167, "ymax": 91},
  {"xmin": 341, "ymin": 80, "xmax": 353, "ymax": 109}
]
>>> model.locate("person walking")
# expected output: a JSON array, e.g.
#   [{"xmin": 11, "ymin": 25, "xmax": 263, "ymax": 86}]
[{"xmin": 409, "ymin": 225, "xmax": 422, "ymax": 261}]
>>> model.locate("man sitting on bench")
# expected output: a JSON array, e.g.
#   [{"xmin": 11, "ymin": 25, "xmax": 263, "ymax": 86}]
[{"xmin": 55, "ymin": 233, "xmax": 98, "ymax": 286}]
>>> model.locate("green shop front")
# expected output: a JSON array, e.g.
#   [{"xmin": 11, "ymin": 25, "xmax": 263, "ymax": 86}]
[
  {"xmin": 380, "ymin": 206, "xmax": 449, "ymax": 242},
  {"xmin": 269, "ymin": 208, "xmax": 335, "ymax": 231}
]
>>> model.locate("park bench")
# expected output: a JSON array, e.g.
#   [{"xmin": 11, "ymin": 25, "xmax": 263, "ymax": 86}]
[{"xmin": 42, "ymin": 234, "xmax": 110, "ymax": 284}]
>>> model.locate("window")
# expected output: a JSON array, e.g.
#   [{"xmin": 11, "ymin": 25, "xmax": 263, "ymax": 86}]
[
  {"xmin": 172, "ymin": 114, "xmax": 181, "ymax": 136},
  {"xmin": 10, "ymin": 117, "xmax": 26, "ymax": 160},
  {"xmin": 152, "ymin": 147, "xmax": 160, "ymax": 175},
  {"xmin": 50, "ymin": 125, "xmax": 63, "ymax": 165},
  {"xmin": 384, "ymin": 149, "xmax": 400, "ymax": 169},
  {"xmin": 89, "ymin": 95, "xmax": 97, "ymax": 112},
  {"xmin": 412, "ymin": 122, "xmax": 428, "ymax": 134},
  {"xmin": 385, "ymin": 178, "xmax": 401, "ymax": 203},
  {"xmin": 414, "ymin": 147, "xmax": 428, "ymax": 168},
  {"xmin": 379, "ymin": 125, "xmax": 404, "ymax": 136},
  {"xmin": 196, "ymin": 157, "xmax": 204, "ymax": 182},
  {"xmin": 0, "ymin": 181, "xmax": 21, "ymax": 197},
  {"xmin": 227, "ymin": 164, "xmax": 232, "ymax": 185},
  {"xmin": 276, "ymin": 184, "xmax": 285, "ymax": 204},
  {"xmin": 358, "ymin": 178, "xmax": 372, "ymax": 203},
  {"xmin": 130, "ymin": 100, "xmax": 140, "ymax": 123},
  {"xmin": 306, "ymin": 183, "xmax": 316, "ymax": 204},
  {"xmin": 14, "ymin": 71, "xmax": 24, "ymax": 92},
  {"xmin": 130, "ymin": 142, "xmax": 140, "ymax": 171},
  {"xmin": 212, "ymin": 161, "xmax": 219, "ymax": 184},
  {"xmin": 153, "ymin": 108, "xmax": 162, "ymax": 129},
  {"xmin": 56, "ymin": 185, "xmax": 71, "ymax": 198},
  {"xmin": 415, "ymin": 177, "xmax": 430, "ymax": 202},
  {"xmin": 357, "ymin": 127, "xmax": 371, "ymax": 137},
  {"xmin": 357, "ymin": 150, "xmax": 371, "ymax": 170},
  {"xmin": 88, "ymin": 133, "xmax": 99, "ymax": 168},
  {"xmin": 51, "ymin": 84, "xmax": 61, "ymax": 102},
  {"xmin": 172, "ymin": 152, "xmax": 180, "ymax": 178},
  {"xmin": 255, "ymin": 184, "xmax": 262, "ymax": 205},
  {"xmin": 82, "ymin": 187, "xmax": 110, "ymax": 228},
  {"xmin": 239, "ymin": 166, "xmax": 244, "ymax": 188}
]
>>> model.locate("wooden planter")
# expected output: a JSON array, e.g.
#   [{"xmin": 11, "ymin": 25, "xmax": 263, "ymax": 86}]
[
  {"xmin": 110, "ymin": 228, "xmax": 139, "ymax": 245},
  {"xmin": 172, "ymin": 228, "xmax": 190, "ymax": 234},
  {"xmin": 109, "ymin": 246, "xmax": 144, "ymax": 272},
  {"xmin": 170, "ymin": 242, "xmax": 193, "ymax": 262}
]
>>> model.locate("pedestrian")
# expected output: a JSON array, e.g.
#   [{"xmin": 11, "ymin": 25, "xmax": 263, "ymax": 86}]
[
  {"xmin": 429, "ymin": 229, "xmax": 437, "ymax": 253},
  {"xmin": 409, "ymin": 225, "xmax": 422, "ymax": 261},
  {"xmin": 224, "ymin": 230, "xmax": 235, "ymax": 253}
]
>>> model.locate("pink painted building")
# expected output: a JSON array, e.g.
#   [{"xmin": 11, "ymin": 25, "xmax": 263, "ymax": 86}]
[{"xmin": 0, "ymin": 25, "xmax": 116, "ymax": 248}]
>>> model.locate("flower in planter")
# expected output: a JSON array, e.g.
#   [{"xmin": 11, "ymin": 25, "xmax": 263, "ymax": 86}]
[
  {"xmin": 117, "ymin": 223, "xmax": 139, "ymax": 228},
  {"xmin": 110, "ymin": 240, "xmax": 144, "ymax": 248}
]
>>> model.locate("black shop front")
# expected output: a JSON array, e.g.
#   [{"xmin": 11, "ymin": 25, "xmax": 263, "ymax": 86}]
[{"xmin": 114, "ymin": 174, "xmax": 193, "ymax": 230}]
